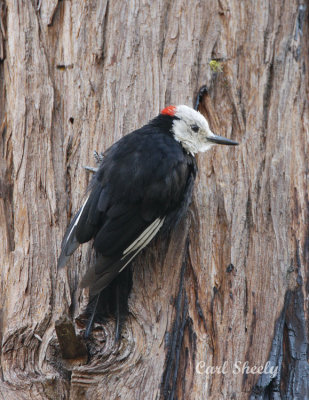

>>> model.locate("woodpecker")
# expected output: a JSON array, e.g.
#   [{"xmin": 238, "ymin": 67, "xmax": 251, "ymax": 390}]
[{"xmin": 58, "ymin": 105, "xmax": 238, "ymax": 336}]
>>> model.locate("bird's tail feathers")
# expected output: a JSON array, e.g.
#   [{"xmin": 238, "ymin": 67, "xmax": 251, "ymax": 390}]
[
  {"xmin": 80, "ymin": 217, "xmax": 165, "ymax": 295},
  {"xmin": 79, "ymin": 254, "xmax": 119, "ymax": 295}
]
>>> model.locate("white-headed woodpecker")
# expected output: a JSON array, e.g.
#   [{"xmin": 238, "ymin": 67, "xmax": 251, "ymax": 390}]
[{"xmin": 58, "ymin": 105, "xmax": 238, "ymax": 337}]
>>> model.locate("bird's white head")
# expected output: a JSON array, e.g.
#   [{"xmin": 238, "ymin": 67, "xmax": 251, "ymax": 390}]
[{"xmin": 161, "ymin": 105, "xmax": 238, "ymax": 155}]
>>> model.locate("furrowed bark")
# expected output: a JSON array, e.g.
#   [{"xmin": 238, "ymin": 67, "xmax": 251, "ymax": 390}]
[{"xmin": 0, "ymin": 1, "xmax": 308, "ymax": 399}]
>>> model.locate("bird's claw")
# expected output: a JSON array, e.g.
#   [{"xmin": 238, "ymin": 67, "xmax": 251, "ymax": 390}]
[
  {"xmin": 83, "ymin": 150, "xmax": 104, "ymax": 173},
  {"xmin": 94, "ymin": 151, "xmax": 104, "ymax": 166},
  {"xmin": 83, "ymin": 165, "xmax": 99, "ymax": 173}
]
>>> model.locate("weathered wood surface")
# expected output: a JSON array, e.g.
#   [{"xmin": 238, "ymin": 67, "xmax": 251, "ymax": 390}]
[{"xmin": 0, "ymin": 0, "xmax": 308, "ymax": 399}]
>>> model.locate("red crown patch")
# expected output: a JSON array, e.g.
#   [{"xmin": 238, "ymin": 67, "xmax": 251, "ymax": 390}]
[{"xmin": 161, "ymin": 105, "xmax": 176, "ymax": 116}]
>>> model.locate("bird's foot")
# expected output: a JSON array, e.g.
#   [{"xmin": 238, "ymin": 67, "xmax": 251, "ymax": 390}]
[
  {"xmin": 84, "ymin": 294, "xmax": 100, "ymax": 338},
  {"xmin": 93, "ymin": 150, "xmax": 104, "ymax": 166},
  {"xmin": 83, "ymin": 150, "xmax": 104, "ymax": 173},
  {"xmin": 83, "ymin": 165, "xmax": 99, "ymax": 173}
]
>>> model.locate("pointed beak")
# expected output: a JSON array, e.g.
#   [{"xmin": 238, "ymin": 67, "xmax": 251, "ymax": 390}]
[{"xmin": 207, "ymin": 134, "xmax": 238, "ymax": 146}]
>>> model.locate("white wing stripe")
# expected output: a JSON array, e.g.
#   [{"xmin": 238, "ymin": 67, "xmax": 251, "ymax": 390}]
[
  {"xmin": 134, "ymin": 218, "xmax": 165, "ymax": 253},
  {"xmin": 119, "ymin": 217, "xmax": 165, "ymax": 273},
  {"xmin": 65, "ymin": 195, "xmax": 89, "ymax": 247},
  {"xmin": 123, "ymin": 218, "xmax": 161, "ymax": 256}
]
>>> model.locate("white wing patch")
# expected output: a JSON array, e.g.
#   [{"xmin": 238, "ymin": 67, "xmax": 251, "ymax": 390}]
[
  {"xmin": 123, "ymin": 218, "xmax": 162, "ymax": 255},
  {"xmin": 119, "ymin": 217, "xmax": 165, "ymax": 273}
]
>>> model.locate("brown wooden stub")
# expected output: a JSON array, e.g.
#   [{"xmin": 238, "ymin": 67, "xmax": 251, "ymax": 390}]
[{"xmin": 55, "ymin": 315, "xmax": 88, "ymax": 365}]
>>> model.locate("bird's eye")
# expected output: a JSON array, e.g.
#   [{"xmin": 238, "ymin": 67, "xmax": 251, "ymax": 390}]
[{"xmin": 191, "ymin": 124, "xmax": 199, "ymax": 133}]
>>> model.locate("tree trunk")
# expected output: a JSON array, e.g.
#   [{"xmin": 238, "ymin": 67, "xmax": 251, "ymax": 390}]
[{"xmin": 0, "ymin": 0, "xmax": 308, "ymax": 399}]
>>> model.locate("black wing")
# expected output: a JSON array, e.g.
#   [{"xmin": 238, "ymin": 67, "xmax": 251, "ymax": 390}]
[{"xmin": 58, "ymin": 125, "xmax": 196, "ymax": 295}]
